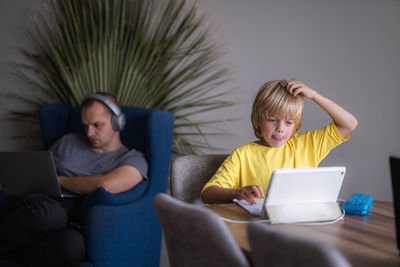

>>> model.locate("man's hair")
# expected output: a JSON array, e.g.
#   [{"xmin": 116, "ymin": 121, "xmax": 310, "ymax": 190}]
[
  {"xmin": 251, "ymin": 80, "xmax": 304, "ymax": 139},
  {"xmin": 81, "ymin": 92, "xmax": 120, "ymax": 117}
]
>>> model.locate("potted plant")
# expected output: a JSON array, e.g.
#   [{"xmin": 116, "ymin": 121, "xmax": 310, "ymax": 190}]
[{"xmin": 7, "ymin": 0, "xmax": 237, "ymax": 155}]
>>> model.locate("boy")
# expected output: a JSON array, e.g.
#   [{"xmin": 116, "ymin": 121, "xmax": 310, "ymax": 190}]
[{"xmin": 201, "ymin": 80, "xmax": 358, "ymax": 205}]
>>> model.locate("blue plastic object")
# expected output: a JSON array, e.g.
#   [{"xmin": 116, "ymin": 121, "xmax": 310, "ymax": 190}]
[{"xmin": 342, "ymin": 193, "xmax": 373, "ymax": 215}]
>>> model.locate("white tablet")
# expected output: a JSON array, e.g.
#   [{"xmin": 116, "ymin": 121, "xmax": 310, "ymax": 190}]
[
  {"xmin": 265, "ymin": 166, "xmax": 346, "ymax": 206},
  {"xmin": 235, "ymin": 166, "xmax": 346, "ymax": 223}
]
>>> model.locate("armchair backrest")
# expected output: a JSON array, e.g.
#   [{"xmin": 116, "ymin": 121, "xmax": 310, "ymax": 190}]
[
  {"xmin": 154, "ymin": 193, "xmax": 250, "ymax": 267},
  {"xmin": 169, "ymin": 154, "xmax": 228, "ymax": 203},
  {"xmin": 247, "ymin": 223, "xmax": 351, "ymax": 267},
  {"xmin": 40, "ymin": 103, "xmax": 166, "ymax": 153}
]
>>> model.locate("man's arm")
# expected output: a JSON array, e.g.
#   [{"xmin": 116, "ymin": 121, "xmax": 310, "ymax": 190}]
[
  {"xmin": 58, "ymin": 165, "xmax": 143, "ymax": 194},
  {"xmin": 287, "ymin": 81, "xmax": 358, "ymax": 137}
]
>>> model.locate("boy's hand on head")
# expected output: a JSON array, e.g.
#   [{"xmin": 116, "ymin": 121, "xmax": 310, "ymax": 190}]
[
  {"xmin": 236, "ymin": 185, "xmax": 264, "ymax": 205},
  {"xmin": 287, "ymin": 80, "xmax": 358, "ymax": 137},
  {"xmin": 287, "ymin": 81, "xmax": 317, "ymax": 100}
]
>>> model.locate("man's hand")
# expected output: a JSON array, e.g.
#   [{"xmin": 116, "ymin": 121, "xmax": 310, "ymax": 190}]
[{"xmin": 58, "ymin": 175, "xmax": 68, "ymax": 189}]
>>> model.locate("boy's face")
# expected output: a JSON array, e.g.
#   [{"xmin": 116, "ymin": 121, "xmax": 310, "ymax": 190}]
[{"xmin": 260, "ymin": 115, "xmax": 295, "ymax": 147}]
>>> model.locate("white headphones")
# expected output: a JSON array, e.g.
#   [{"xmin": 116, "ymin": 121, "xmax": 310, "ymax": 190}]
[{"xmin": 82, "ymin": 94, "xmax": 126, "ymax": 131}]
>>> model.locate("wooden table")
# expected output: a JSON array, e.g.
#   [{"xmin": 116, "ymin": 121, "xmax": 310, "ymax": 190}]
[{"xmin": 208, "ymin": 201, "xmax": 400, "ymax": 267}]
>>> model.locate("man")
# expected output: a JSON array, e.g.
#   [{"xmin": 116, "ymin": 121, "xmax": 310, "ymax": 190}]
[
  {"xmin": 0, "ymin": 93, "xmax": 148, "ymax": 266},
  {"xmin": 52, "ymin": 93, "xmax": 147, "ymax": 195}
]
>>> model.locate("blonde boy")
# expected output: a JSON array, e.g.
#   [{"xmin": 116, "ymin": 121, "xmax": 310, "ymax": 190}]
[{"xmin": 201, "ymin": 80, "xmax": 358, "ymax": 205}]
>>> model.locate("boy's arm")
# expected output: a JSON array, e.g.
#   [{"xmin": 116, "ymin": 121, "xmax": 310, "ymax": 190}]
[
  {"xmin": 287, "ymin": 81, "xmax": 358, "ymax": 138},
  {"xmin": 201, "ymin": 184, "xmax": 264, "ymax": 205}
]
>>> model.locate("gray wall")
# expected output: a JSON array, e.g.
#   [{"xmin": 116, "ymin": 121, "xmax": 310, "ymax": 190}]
[
  {"xmin": 0, "ymin": 0, "xmax": 44, "ymax": 151},
  {"xmin": 199, "ymin": 0, "xmax": 400, "ymax": 201},
  {"xmin": 1, "ymin": 0, "xmax": 400, "ymax": 201}
]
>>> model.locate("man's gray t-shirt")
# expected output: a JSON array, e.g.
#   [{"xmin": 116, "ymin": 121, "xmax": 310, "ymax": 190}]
[{"xmin": 49, "ymin": 133, "xmax": 148, "ymax": 179}]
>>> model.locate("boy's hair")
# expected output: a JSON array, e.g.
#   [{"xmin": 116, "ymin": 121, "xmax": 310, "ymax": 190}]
[{"xmin": 251, "ymin": 80, "xmax": 304, "ymax": 139}]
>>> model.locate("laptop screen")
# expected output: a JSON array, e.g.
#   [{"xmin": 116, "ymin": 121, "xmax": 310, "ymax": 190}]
[
  {"xmin": 0, "ymin": 151, "xmax": 62, "ymax": 198},
  {"xmin": 389, "ymin": 156, "xmax": 400, "ymax": 254}
]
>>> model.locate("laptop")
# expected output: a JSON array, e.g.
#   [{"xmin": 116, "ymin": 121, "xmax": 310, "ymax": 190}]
[
  {"xmin": 389, "ymin": 156, "xmax": 400, "ymax": 255},
  {"xmin": 235, "ymin": 166, "xmax": 346, "ymax": 224},
  {"xmin": 0, "ymin": 151, "xmax": 77, "ymax": 198}
]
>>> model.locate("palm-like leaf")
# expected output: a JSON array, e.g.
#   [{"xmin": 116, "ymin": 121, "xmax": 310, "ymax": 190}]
[{"xmin": 6, "ymin": 0, "xmax": 237, "ymax": 155}]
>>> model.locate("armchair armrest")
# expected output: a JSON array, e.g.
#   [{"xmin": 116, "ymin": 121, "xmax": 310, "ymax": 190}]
[{"xmin": 79, "ymin": 180, "xmax": 148, "ymax": 221}]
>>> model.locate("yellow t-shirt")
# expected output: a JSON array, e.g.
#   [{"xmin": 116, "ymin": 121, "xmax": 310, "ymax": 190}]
[{"xmin": 201, "ymin": 122, "xmax": 348, "ymax": 194}]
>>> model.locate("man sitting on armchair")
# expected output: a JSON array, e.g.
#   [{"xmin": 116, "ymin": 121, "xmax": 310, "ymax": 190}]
[{"xmin": 0, "ymin": 92, "xmax": 148, "ymax": 267}]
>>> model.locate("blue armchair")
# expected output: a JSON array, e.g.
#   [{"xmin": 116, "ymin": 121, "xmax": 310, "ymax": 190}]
[{"xmin": 39, "ymin": 103, "xmax": 174, "ymax": 267}]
